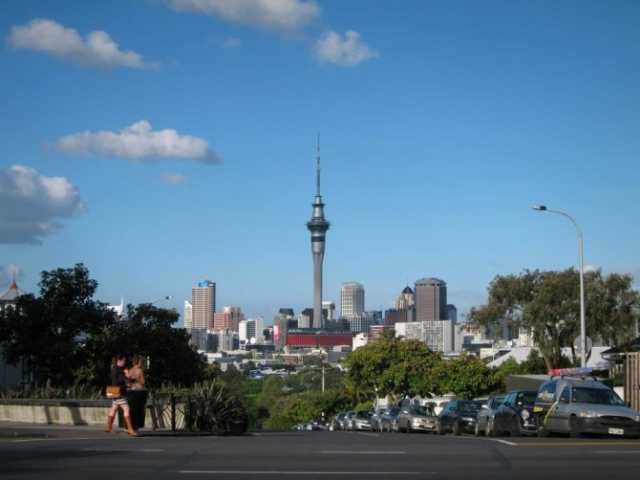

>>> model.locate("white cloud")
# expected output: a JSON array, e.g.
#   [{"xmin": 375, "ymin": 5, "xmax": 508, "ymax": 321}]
[
  {"xmin": 168, "ymin": 0, "xmax": 319, "ymax": 31},
  {"xmin": 56, "ymin": 120, "xmax": 221, "ymax": 163},
  {"xmin": 222, "ymin": 37, "xmax": 242, "ymax": 48},
  {"xmin": 0, "ymin": 264, "xmax": 22, "ymax": 287},
  {"xmin": 161, "ymin": 172, "xmax": 188, "ymax": 185},
  {"xmin": 7, "ymin": 18, "xmax": 154, "ymax": 69},
  {"xmin": 315, "ymin": 30, "xmax": 378, "ymax": 67},
  {"xmin": 0, "ymin": 165, "xmax": 86, "ymax": 245},
  {"xmin": 584, "ymin": 264, "xmax": 599, "ymax": 273}
]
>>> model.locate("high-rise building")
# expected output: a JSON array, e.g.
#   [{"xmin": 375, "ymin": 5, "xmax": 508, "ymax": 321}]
[
  {"xmin": 183, "ymin": 301, "xmax": 193, "ymax": 329},
  {"xmin": 213, "ymin": 306, "xmax": 244, "ymax": 332},
  {"xmin": 245, "ymin": 318, "xmax": 264, "ymax": 344},
  {"xmin": 395, "ymin": 320, "xmax": 455, "ymax": 353},
  {"xmin": 298, "ymin": 308, "xmax": 313, "ymax": 329},
  {"xmin": 446, "ymin": 304, "xmax": 458, "ymax": 323},
  {"xmin": 395, "ymin": 286, "xmax": 415, "ymax": 310},
  {"xmin": 322, "ymin": 301, "xmax": 336, "ymax": 322},
  {"xmin": 341, "ymin": 282, "xmax": 365, "ymax": 318},
  {"xmin": 306, "ymin": 139, "xmax": 330, "ymax": 329},
  {"xmin": 415, "ymin": 278, "xmax": 447, "ymax": 322},
  {"xmin": 191, "ymin": 280, "xmax": 216, "ymax": 330}
]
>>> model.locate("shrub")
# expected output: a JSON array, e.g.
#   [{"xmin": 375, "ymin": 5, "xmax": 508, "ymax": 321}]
[{"xmin": 183, "ymin": 379, "xmax": 248, "ymax": 435}]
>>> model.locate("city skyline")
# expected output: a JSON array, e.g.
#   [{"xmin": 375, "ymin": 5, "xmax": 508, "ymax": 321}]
[{"xmin": 2, "ymin": 1, "xmax": 639, "ymax": 322}]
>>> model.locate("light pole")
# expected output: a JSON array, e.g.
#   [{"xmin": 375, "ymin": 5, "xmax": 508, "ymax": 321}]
[{"xmin": 532, "ymin": 205, "xmax": 586, "ymax": 367}]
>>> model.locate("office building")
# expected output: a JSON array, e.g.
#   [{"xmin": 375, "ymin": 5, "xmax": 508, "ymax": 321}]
[
  {"xmin": 395, "ymin": 286, "xmax": 415, "ymax": 310},
  {"xmin": 447, "ymin": 304, "xmax": 458, "ymax": 323},
  {"xmin": 322, "ymin": 301, "xmax": 336, "ymax": 322},
  {"xmin": 415, "ymin": 278, "xmax": 447, "ymax": 322},
  {"xmin": 286, "ymin": 329, "xmax": 353, "ymax": 349},
  {"xmin": 183, "ymin": 301, "xmax": 193, "ymax": 329},
  {"xmin": 341, "ymin": 282, "xmax": 365, "ymax": 318},
  {"xmin": 191, "ymin": 280, "xmax": 216, "ymax": 330},
  {"xmin": 298, "ymin": 308, "xmax": 313, "ymax": 329},
  {"xmin": 369, "ymin": 324, "xmax": 391, "ymax": 341},
  {"xmin": 213, "ymin": 306, "xmax": 244, "ymax": 332},
  {"xmin": 306, "ymin": 140, "xmax": 330, "ymax": 329},
  {"xmin": 395, "ymin": 320, "xmax": 455, "ymax": 353}
]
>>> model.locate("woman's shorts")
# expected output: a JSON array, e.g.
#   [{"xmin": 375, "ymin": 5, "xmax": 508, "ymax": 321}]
[{"xmin": 111, "ymin": 397, "xmax": 128, "ymax": 407}]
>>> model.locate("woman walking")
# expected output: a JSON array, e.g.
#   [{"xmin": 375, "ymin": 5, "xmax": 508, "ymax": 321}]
[
  {"xmin": 105, "ymin": 354, "xmax": 137, "ymax": 436},
  {"xmin": 126, "ymin": 356, "xmax": 148, "ymax": 432}
]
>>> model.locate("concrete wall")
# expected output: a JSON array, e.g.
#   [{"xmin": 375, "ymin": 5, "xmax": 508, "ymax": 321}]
[{"xmin": 0, "ymin": 399, "xmax": 183, "ymax": 429}]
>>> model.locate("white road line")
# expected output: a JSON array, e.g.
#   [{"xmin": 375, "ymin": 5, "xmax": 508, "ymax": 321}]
[
  {"xmin": 179, "ymin": 471, "xmax": 427, "ymax": 476},
  {"xmin": 356, "ymin": 432, "xmax": 380, "ymax": 438},
  {"xmin": 320, "ymin": 450, "xmax": 406, "ymax": 455},
  {"xmin": 81, "ymin": 448, "xmax": 164, "ymax": 453},
  {"xmin": 594, "ymin": 450, "xmax": 640, "ymax": 454},
  {"xmin": 489, "ymin": 439, "xmax": 519, "ymax": 447},
  {"xmin": 10, "ymin": 437, "xmax": 93, "ymax": 443}
]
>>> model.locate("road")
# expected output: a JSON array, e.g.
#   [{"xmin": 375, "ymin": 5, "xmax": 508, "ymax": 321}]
[{"xmin": 2, "ymin": 424, "xmax": 640, "ymax": 479}]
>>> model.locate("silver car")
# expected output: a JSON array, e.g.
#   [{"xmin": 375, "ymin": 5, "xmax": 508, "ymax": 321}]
[
  {"xmin": 537, "ymin": 378, "xmax": 640, "ymax": 438},
  {"xmin": 474, "ymin": 394, "xmax": 505, "ymax": 436},
  {"xmin": 397, "ymin": 405, "xmax": 437, "ymax": 433}
]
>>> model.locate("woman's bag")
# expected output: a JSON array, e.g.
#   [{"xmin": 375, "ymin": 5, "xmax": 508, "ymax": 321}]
[{"xmin": 106, "ymin": 385, "xmax": 121, "ymax": 399}]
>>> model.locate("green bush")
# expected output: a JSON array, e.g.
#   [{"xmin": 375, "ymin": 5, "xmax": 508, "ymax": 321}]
[{"xmin": 183, "ymin": 379, "xmax": 248, "ymax": 435}]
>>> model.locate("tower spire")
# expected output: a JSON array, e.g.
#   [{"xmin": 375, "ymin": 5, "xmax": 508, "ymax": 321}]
[{"xmin": 316, "ymin": 133, "xmax": 321, "ymax": 196}]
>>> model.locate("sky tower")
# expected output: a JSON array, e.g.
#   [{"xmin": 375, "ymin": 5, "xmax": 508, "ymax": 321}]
[{"xmin": 306, "ymin": 137, "xmax": 330, "ymax": 329}]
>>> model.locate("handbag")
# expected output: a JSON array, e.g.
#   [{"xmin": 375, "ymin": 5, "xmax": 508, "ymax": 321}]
[{"xmin": 106, "ymin": 385, "xmax": 121, "ymax": 399}]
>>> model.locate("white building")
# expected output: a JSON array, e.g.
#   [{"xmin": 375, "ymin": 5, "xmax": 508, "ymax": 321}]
[
  {"xmin": 341, "ymin": 282, "xmax": 365, "ymax": 318},
  {"xmin": 184, "ymin": 301, "xmax": 193, "ymax": 329},
  {"xmin": 395, "ymin": 320, "xmax": 455, "ymax": 353},
  {"xmin": 217, "ymin": 329, "xmax": 234, "ymax": 352},
  {"xmin": 323, "ymin": 301, "xmax": 336, "ymax": 321},
  {"xmin": 353, "ymin": 333, "xmax": 369, "ymax": 350}
]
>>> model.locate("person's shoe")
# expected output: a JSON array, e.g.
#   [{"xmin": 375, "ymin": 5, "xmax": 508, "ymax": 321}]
[
  {"xmin": 105, "ymin": 415, "xmax": 115, "ymax": 433},
  {"xmin": 124, "ymin": 416, "xmax": 138, "ymax": 436}
]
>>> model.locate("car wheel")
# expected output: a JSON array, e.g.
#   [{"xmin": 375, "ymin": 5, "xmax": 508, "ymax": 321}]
[
  {"xmin": 568, "ymin": 415, "xmax": 582, "ymax": 438},
  {"xmin": 452, "ymin": 421, "xmax": 461, "ymax": 436},
  {"xmin": 537, "ymin": 425, "xmax": 550, "ymax": 438},
  {"xmin": 436, "ymin": 421, "xmax": 444, "ymax": 435},
  {"xmin": 474, "ymin": 422, "xmax": 481, "ymax": 437},
  {"xmin": 511, "ymin": 418, "xmax": 521, "ymax": 437},
  {"xmin": 485, "ymin": 419, "xmax": 495, "ymax": 437}
]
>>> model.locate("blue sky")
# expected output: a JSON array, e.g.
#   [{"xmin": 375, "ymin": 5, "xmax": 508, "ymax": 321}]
[{"xmin": 1, "ymin": 0, "xmax": 639, "ymax": 325}]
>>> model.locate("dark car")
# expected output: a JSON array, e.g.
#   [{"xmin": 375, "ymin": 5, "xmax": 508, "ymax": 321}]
[
  {"xmin": 379, "ymin": 406, "xmax": 401, "ymax": 432},
  {"xmin": 437, "ymin": 400, "xmax": 483, "ymax": 435},
  {"xmin": 492, "ymin": 390, "xmax": 538, "ymax": 436},
  {"xmin": 329, "ymin": 412, "xmax": 346, "ymax": 431},
  {"xmin": 474, "ymin": 394, "xmax": 505, "ymax": 436}
]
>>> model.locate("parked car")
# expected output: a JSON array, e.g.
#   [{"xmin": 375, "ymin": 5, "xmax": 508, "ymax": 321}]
[
  {"xmin": 474, "ymin": 394, "xmax": 505, "ymax": 436},
  {"xmin": 348, "ymin": 410, "xmax": 373, "ymax": 431},
  {"xmin": 329, "ymin": 412, "xmax": 347, "ymax": 431},
  {"xmin": 397, "ymin": 404, "xmax": 437, "ymax": 433},
  {"xmin": 370, "ymin": 408, "xmax": 387, "ymax": 432},
  {"xmin": 379, "ymin": 407, "xmax": 401, "ymax": 432},
  {"xmin": 437, "ymin": 400, "xmax": 483, "ymax": 435},
  {"xmin": 534, "ymin": 374, "xmax": 640, "ymax": 438},
  {"xmin": 492, "ymin": 390, "xmax": 538, "ymax": 436}
]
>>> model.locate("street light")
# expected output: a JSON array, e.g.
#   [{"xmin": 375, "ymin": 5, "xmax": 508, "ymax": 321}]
[{"xmin": 532, "ymin": 205, "xmax": 587, "ymax": 367}]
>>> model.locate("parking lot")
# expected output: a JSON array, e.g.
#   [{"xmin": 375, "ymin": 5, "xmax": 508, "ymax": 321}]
[{"xmin": 2, "ymin": 425, "xmax": 640, "ymax": 480}]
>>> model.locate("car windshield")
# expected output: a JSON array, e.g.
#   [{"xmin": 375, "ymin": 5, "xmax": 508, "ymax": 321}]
[
  {"xmin": 515, "ymin": 392, "xmax": 537, "ymax": 406},
  {"xmin": 356, "ymin": 411, "xmax": 371, "ymax": 419},
  {"xmin": 458, "ymin": 401, "xmax": 481, "ymax": 413},
  {"xmin": 571, "ymin": 387, "xmax": 625, "ymax": 405},
  {"xmin": 387, "ymin": 407, "xmax": 400, "ymax": 416},
  {"xmin": 411, "ymin": 406, "xmax": 433, "ymax": 416}
]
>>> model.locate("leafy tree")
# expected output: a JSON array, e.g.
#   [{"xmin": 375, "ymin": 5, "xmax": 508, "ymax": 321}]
[
  {"xmin": 343, "ymin": 332, "xmax": 443, "ymax": 401},
  {"xmin": 0, "ymin": 264, "xmax": 115, "ymax": 386},
  {"xmin": 469, "ymin": 269, "xmax": 639, "ymax": 369},
  {"xmin": 435, "ymin": 354, "xmax": 496, "ymax": 399}
]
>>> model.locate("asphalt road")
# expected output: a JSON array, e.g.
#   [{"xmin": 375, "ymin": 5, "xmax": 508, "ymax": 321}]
[{"xmin": 2, "ymin": 424, "xmax": 640, "ymax": 480}]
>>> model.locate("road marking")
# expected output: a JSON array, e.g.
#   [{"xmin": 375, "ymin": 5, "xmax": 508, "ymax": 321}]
[
  {"xmin": 594, "ymin": 450, "xmax": 640, "ymax": 454},
  {"xmin": 10, "ymin": 437, "xmax": 93, "ymax": 443},
  {"xmin": 179, "ymin": 471, "xmax": 427, "ymax": 476},
  {"xmin": 356, "ymin": 432, "xmax": 380, "ymax": 438},
  {"xmin": 489, "ymin": 439, "xmax": 519, "ymax": 447},
  {"xmin": 81, "ymin": 448, "xmax": 164, "ymax": 453},
  {"xmin": 514, "ymin": 441, "xmax": 640, "ymax": 447},
  {"xmin": 320, "ymin": 450, "xmax": 406, "ymax": 455}
]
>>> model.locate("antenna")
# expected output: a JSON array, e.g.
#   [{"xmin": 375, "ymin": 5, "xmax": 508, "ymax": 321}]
[{"xmin": 316, "ymin": 133, "xmax": 321, "ymax": 196}]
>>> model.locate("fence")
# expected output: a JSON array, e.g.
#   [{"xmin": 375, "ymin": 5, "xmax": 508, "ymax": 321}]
[{"xmin": 624, "ymin": 352, "xmax": 640, "ymax": 411}]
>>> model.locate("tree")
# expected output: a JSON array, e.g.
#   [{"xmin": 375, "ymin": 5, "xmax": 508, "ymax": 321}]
[
  {"xmin": 434, "ymin": 354, "xmax": 496, "ymax": 399},
  {"xmin": 0, "ymin": 264, "xmax": 115, "ymax": 386},
  {"xmin": 343, "ymin": 332, "xmax": 443, "ymax": 402},
  {"xmin": 469, "ymin": 269, "xmax": 639, "ymax": 369}
]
